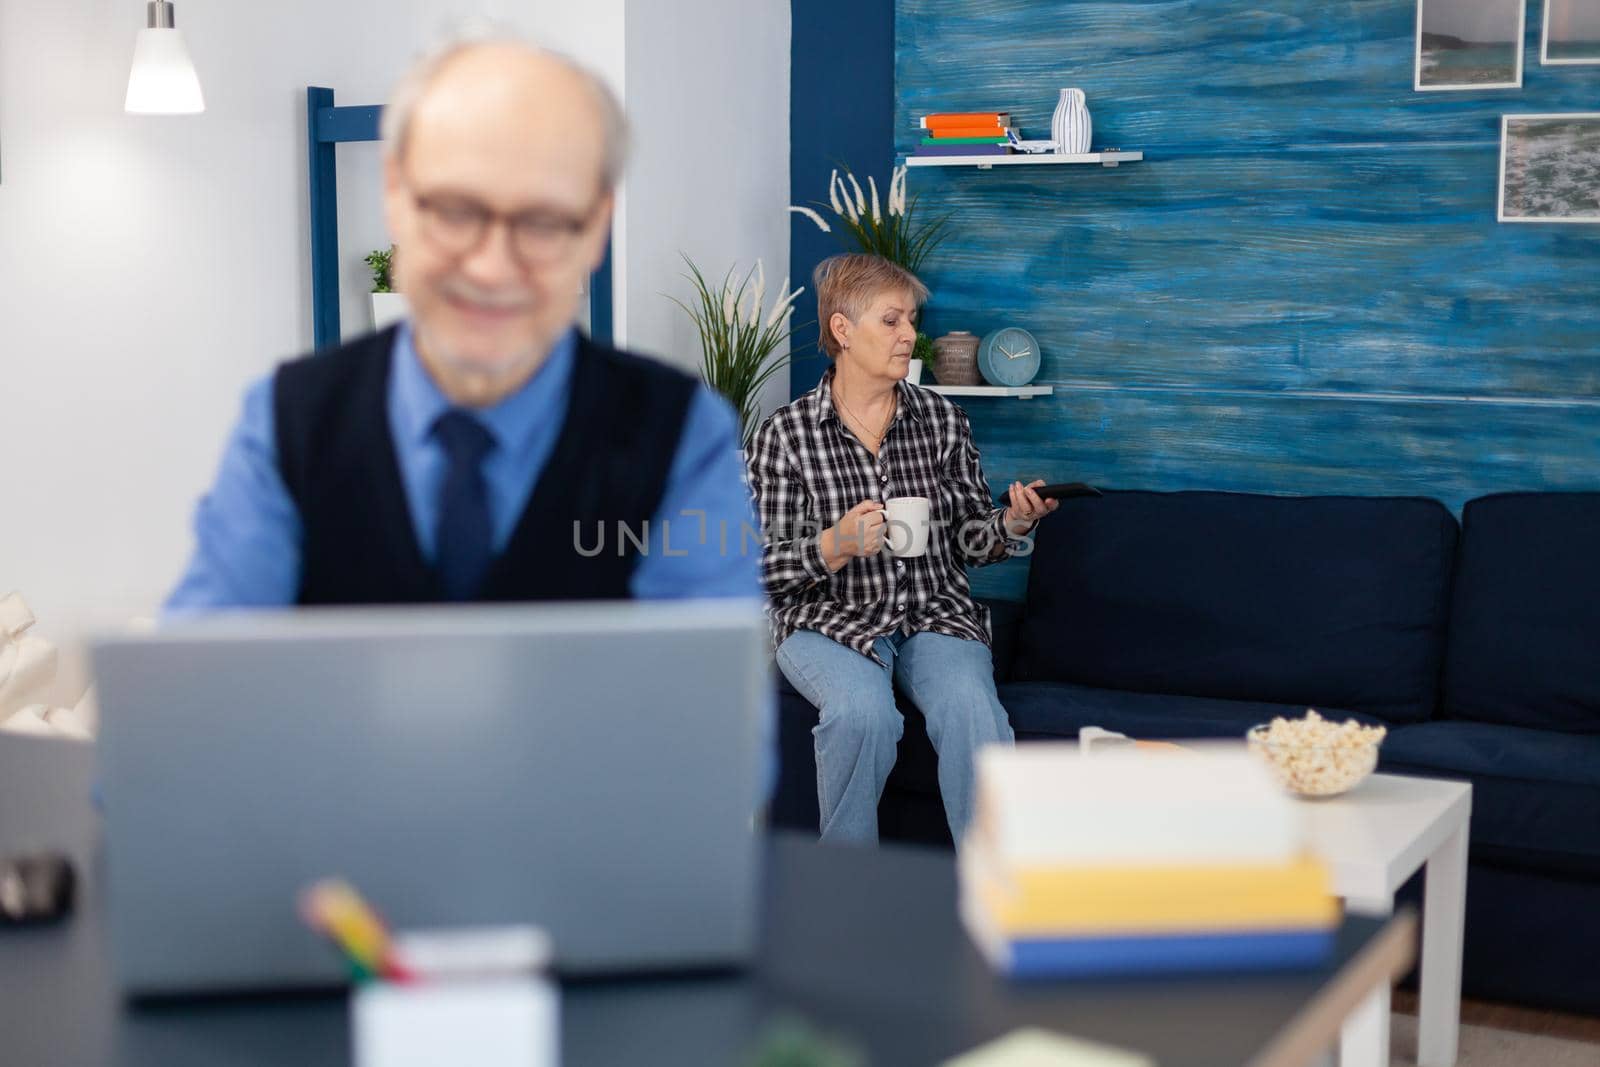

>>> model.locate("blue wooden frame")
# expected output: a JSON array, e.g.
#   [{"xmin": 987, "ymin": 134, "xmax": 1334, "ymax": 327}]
[{"xmin": 305, "ymin": 86, "xmax": 613, "ymax": 350}]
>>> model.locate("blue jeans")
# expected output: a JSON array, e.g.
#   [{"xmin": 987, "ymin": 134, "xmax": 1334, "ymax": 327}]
[{"xmin": 775, "ymin": 629, "xmax": 1015, "ymax": 846}]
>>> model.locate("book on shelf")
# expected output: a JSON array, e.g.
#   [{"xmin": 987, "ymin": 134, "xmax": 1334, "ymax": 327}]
[
  {"xmin": 921, "ymin": 112, "xmax": 1011, "ymax": 130},
  {"xmin": 921, "ymin": 135, "xmax": 1010, "ymax": 146},
  {"xmin": 924, "ymin": 126, "xmax": 1014, "ymax": 139},
  {"xmin": 914, "ymin": 144, "xmax": 1012, "ymax": 158}
]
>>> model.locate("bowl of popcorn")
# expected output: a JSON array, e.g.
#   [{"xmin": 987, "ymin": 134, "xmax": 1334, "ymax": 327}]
[{"xmin": 1246, "ymin": 710, "xmax": 1386, "ymax": 798}]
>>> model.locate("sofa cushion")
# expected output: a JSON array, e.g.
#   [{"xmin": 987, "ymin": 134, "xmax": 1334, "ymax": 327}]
[
  {"xmin": 1383, "ymin": 720, "xmax": 1600, "ymax": 789},
  {"xmin": 980, "ymin": 596, "xmax": 1025, "ymax": 683},
  {"xmin": 1381, "ymin": 721, "xmax": 1600, "ymax": 879},
  {"xmin": 1014, "ymin": 491, "xmax": 1457, "ymax": 724},
  {"xmin": 1443, "ymin": 492, "xmax": 1600, "ymax": 734},
  {"xmin": 997, "ymin": 680, "xmax": 1380, "ymax": 742}
]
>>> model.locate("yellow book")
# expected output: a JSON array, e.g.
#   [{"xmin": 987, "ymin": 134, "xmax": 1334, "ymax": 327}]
[
  {"xmin": 965, "ymin": 874, "xmax": 1340, "ymax": 935},
  {"xmin": 960, "ymin": 843, "xmax": 1339, "ymax": 935}
]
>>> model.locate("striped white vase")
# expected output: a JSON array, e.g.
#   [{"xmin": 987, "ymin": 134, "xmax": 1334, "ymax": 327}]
[{"xmin": 1051, "ymin": 88, "xmax": 1092, "ymax": 154}]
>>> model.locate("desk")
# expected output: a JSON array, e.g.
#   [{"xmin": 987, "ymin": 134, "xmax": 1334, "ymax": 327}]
[{"xmin": 0, "ymin": 737, "xmax": 1414, "ymax": 1066}]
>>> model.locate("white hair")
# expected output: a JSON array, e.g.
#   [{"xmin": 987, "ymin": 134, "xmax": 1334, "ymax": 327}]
[{"xmin": 380, "ymin": 23, "xmax": 628, "ymax": 189}]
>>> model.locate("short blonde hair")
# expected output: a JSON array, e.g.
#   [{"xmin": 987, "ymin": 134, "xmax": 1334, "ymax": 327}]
[
  {"xmin": 381, "ymin": 26, "xmax": 628, "ymax": 189},
  {"xmin": 813, "ymin": 254, "xmax": 929, "ymax": 360}
]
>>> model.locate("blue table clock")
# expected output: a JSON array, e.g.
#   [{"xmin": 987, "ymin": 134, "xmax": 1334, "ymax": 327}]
[{"xmin": 977, "ymin": 327, "xmax": 1042, "ymax": 387}]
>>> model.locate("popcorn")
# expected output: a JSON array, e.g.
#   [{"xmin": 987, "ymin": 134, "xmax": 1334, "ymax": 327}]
[{"xmin": 1247, "ymin": 709, "xmax": 1385, "ymax": 797}]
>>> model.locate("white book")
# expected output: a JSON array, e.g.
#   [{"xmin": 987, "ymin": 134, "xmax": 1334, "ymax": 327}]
[{"xmin": 973, "ymin": 742, "xmax": 1303, "ymax": 867}]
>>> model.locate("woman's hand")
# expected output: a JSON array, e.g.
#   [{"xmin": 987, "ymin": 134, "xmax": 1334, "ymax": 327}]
[
  {"xmin": 1003, "ymin": 480, "xmax": 1059, "ymax": 537},
  {"xmin": 819, "ymin": 499, "xmax": 886, "ymax": 572}
]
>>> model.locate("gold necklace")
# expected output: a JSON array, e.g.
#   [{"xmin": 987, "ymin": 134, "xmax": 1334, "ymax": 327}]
[{"xmin": 834, "ymin": 388, "xmax": 896, "ymax": 445}]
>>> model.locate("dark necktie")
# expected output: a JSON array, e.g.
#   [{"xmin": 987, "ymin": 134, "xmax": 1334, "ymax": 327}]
[{"xmin": 432, "ymin": 410, "xmax": 497, "ymax": 601}]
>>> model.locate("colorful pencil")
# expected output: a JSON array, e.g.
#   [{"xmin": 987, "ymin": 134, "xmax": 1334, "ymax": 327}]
[{"xmin": 299, "ymin": 879, "xmax": 416, "ymax": 983}]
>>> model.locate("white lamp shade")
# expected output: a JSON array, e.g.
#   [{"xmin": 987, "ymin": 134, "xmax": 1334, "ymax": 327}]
[{"xmin": 125, "ymin": 28, "xmax": 204, "ymax": 114}]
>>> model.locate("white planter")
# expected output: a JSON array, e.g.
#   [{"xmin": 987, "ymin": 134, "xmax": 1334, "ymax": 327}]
[
  {"xmin": 370, "ymin": 292, "xmax": 409, "ymax": 331},
  {"xmin": 905, "ymin": 359, "xmax": 924, "ymax": 385}
]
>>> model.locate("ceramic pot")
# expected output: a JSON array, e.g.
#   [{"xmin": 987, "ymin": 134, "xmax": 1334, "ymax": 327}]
[
  {"xmin": 370, "ymin": 292, "xmax": 409, "ymax": 330},
  {"xmin": 905, "ymin": 359, "xmax": 924, "ymax": 386},
  {"xmin": 932, "ymin": 331, "xmax": 981, "ymax": 386}
]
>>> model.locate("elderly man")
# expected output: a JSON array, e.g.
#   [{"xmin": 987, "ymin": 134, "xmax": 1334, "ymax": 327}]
[{"xmin": 167, "ymin": 39, "xmax": 758, "ymax": 609}]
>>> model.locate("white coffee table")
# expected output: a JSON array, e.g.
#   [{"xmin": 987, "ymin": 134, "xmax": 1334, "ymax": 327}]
[{"xmin": 1298, "ymin": 773, "xmax": 1472, "ymax": 1067}]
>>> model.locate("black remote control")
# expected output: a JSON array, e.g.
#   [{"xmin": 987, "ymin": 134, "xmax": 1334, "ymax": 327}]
[{"xmin": 997, "ymin": 482, "xmax": 1103, "ymax": 506}]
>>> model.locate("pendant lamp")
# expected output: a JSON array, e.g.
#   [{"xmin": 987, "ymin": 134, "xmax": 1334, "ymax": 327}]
[{"xmin": 125, "ymin": 1, "xmax": 205, "ymax": 115}]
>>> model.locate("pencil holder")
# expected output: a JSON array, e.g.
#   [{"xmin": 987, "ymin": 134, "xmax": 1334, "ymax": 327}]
[{"xmin": 351, "ymin": 926, "xmax": 559, "ymax": 1067}]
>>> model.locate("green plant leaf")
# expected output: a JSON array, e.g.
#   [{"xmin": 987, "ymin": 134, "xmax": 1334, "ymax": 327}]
[
  {"xmin": 364, "ymin": 248, "xmax": 393, "ymax": 294},
  {"xmin": 807, "ymin": 167, "xmax": 951, "ymax": 277},
  {"xmin": 674, "ymin": 253, "xmax": 801, "ymax": 447}
]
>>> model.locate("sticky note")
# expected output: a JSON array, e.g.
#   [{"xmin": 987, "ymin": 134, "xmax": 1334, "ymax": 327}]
[{"xmin": 942, "ymin": 1028, "xmax": 1154, "ymax": 1067}]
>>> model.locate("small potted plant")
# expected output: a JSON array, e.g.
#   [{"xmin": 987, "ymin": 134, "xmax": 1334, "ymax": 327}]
[
  {"xmin": 791, "ymin": 166, "xmax": 950, "ymax": 383},
  {"xmin": 910, "ymin": 331, "xmax": 935, "ymax": 385},
  {"xmin": 789, "ymin": 165, "xmax": 950, "ymax": 275},
  {"xmin": 366, "ymin": 246, "xmax": 407, "ymax": 330}
]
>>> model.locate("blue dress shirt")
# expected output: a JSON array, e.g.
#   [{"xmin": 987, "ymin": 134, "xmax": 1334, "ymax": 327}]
[{"xmin": 166, "ymin": 325, "xmax": 763, "ymax": 611}]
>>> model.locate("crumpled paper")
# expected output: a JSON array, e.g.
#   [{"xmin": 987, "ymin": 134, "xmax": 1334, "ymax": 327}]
[{"xmin": 0, "ymin": 592, "xmax": 92, "ymax": 741}]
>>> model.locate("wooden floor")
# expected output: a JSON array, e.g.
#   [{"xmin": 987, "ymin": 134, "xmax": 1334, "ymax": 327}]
[{"xmin": 1391, "ymin": 991, "xmax": 1600, "ymax": 1044}]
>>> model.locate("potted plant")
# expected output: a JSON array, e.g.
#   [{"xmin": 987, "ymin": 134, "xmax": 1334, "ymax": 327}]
[
  {"xmin": 910, "ymin": 331, "xmax": 935, "ymax": 385},
  {"xmin": 365, "ymin": 246, "xmax": 407, "ymax": 330},
  {"xmin": 790, "ymin": 165, "xmax": 950, "ymax": 382},
  {"xmin": 671, "ymin": 255, "xmax": 806, "ymax": 451}
]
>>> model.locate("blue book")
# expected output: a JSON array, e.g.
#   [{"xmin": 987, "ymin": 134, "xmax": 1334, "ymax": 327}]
[
  {"xmin": 1002, "ymin": 930, "xmax": 1333, "ymax": 980},
  {"xmin": 962, "ymin": 898, "xmax": 1334, "ymax": 979},
  {"xmin": 913, "ymin": 144, "xmax": 1010, "ymax": 157}
]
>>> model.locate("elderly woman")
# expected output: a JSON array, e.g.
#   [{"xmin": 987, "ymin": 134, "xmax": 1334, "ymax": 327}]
[{"xmin": 748, "ymin": 253, "xmax": 1058, "ymax": 845}]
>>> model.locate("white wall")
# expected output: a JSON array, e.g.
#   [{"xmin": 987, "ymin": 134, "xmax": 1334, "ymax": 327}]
[
  {"xmin": 0, "ymin": 1, "xmax": 630, "ymax": 688},
  {"xmin": 0, "ymin": 1, "xmax": 789, "ymax": 691},
  {"xmin": 618, "ymin": 0, "xmax": 791, "ymax": 418},
  {"xmin": 0, "ymin": 1, "xmax": 787, "ymax": 691}
]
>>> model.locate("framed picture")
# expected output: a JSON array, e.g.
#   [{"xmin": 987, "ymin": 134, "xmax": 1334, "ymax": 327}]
[
  {"xmin": 1542, "ymin": 0, "xmax": 1600, "ymax": 64},
  {"xmin": 1415, "ymin": 0, "xmax": 1527, "ymax": 90},
  {"xmin": 1498, "ymin": 113, "xmax": 1600, "ymax": 222}
]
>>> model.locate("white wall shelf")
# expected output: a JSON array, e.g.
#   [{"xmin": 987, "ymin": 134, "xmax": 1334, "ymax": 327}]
[
  {"xmin": 905, "ymin": 150, "xmax": 1142, "ymax": 170},
  {"xmin": 924, "ymin": 385, "xmax": 1054, "ymax": 399}
]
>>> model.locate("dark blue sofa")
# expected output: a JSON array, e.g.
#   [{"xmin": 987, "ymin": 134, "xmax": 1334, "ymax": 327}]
[{"xmin": 769, "ymin": 490, "xmax": 1600, "ymax": 1015}]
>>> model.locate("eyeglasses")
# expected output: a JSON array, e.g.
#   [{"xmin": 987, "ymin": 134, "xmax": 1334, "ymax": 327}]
[{"xmin": 402, "ymin": 176, "xmax": 603, "ymax": 267}]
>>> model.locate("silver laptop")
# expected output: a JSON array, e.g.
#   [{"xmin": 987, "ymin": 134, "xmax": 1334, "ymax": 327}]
[{"xmin": 91, "ymin": 600, "xmax": 769, "ymax": 995}]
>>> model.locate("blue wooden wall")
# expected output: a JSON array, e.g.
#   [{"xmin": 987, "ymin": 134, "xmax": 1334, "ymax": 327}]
[
  {"xmin": 897, "ymin": 0, "xmax": 1600, "ymax": 598},
  {"xmin": 791, "ymin": 0, "xmax": 897, "ymax": 395}
]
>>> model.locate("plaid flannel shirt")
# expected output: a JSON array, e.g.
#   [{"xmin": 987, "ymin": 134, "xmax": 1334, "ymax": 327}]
[{"xmin": 748, "ymin": 368, "xmax": 1028, "ymax": 664}]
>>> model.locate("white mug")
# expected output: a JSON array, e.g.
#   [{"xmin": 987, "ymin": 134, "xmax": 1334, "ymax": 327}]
[{"xmin": 883, "ymin": 497, "xmax": 931, "ymax": 558}]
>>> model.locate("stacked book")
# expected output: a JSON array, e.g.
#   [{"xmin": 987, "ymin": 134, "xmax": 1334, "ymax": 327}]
[
  {"xmin": 960, "ymin": 744, "xmax": 1339, "ymax": 979},
  {"xmin": 916, "ymin": 111, "xmax": 1014, "ymax": 158}
]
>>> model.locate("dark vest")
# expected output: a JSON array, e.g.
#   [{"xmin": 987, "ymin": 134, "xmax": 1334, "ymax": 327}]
[{"xmin": 273, "ymin": 327, "xmax": 696, "ymax": 605}]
